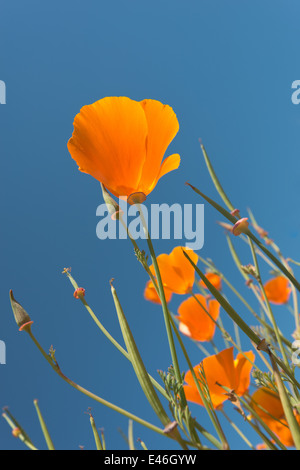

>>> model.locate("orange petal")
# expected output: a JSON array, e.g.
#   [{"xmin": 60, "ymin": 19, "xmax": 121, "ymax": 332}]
[
  {"xmin": 138, "ymin": 99, "xmax": 179, "ymax": 193},
  {"xmin": 199, "ymin": 273, "xmax": 222, "ymax": 291},
  {"xmin": 177, "ymin": 295, "xmax": 220, "ymax": 342},
  {"xmin": 144, "ymin": 280, "xmax": 173, "ymax": 304},
  {"xmin": 234, "ymin": 351, "xmax": 255, "ymax": 397},
  {"xmin": 184, "ymin": 347, "xmax": 235, "ymax": 409},
  {"xmin": 263, "ymin": 276, "xmax": 291, "ymax": 305},
  {"xmin": 150, "ymin": 247, "xmax": 198, "ymax": 295},
  {"xmin": 184, "ymin": 347, "xmax": 254, "ymax": 409},
  {"xmin": 148, "ymin": 154, "xmax": 181, "ymax": 193},
  {"xmin": 251, "ymin": 387, "xmax": 284, "ymax": 421},
  {"xmin": 250, "ymin": 387, "xmax": 299, "ymax": 447},
  {"xmin": 68, "ymin": 97, "xmax": 148, "ymax": 197}
]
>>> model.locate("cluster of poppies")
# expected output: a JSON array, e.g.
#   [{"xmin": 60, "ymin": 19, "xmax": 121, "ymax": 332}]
[{"xmin": 68, "ymin": 96, "xmax": 294, "ymax": 447}]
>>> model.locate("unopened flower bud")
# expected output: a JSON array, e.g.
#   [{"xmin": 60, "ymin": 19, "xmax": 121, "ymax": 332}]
[
  {"xmin": 73, "ymin": 287, "xmax": 85, "ymax": 299},
  {"xmin": 101, "ymin": 183, "xmax": 123, "ymax": 220},
  {"xmin": 12, "ymin": 427, "xmax": 21, "ymax": 438},
  {"xmin": 9, "ymin": 290, "xmax": 33, "ymax": 332}
]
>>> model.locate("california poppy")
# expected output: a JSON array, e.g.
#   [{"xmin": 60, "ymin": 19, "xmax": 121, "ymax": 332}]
[
  {"xmin": 68, "ymin": 97, "xmax": 180, "ymax": 204},
  {"xmin": 149, "ymin": 246, "xmax": 198, "ymax": 295},
  {"xmin": 251, "ymin": 387, "xmax": 300, "ymax": 447},
  {"xmin": 199, "ymin": 272, "xmax": 222, "ymax": 291},
  {"xmin": 263, "ymin": 276, "xmax": 291, "ymax": 305},
  {"xmin": 144, "ymin": 280, "xmax": 173, "ymax": 304},
  {"xmin": 177, "ymin": 294, "xmax": 220, "ymax": 342},
  {"xmin": 183, "ymin": 346, "xmax": 255, "ymax": 409}
]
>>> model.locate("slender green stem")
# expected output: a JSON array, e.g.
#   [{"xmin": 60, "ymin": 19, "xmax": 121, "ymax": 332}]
[
  {"xmin": 90, "ymin": 415, "xmax": 103, "ymax": 450},
  {"xmin": 65, "ymin": 272, "xmax": 168, "ymax": 400},
  {"xmin": 269, "ymin": 352, "xmax": 300, "ymax": 450},
  {"xmin": 248, "ymin": 237, "xmax": 289, "ymax": 368},
  {"xmin": 183, "ymin": 249, "xmax": 300, "ymax": 389},
  {"xmin": 2, "ymin": 412, "xmax": 38, "ymax": 451},
  {"xmin": 187, "ymin": 183, "xmax": 300, "ymax": 292},
  {"xmin": 136, "ymin": 205, "xmax": 183, "ymax": 400},
  {"xmin": 220, "ymin": 408, "xmax": 254, "ymax": 449},
  {"xmin": 33, "ymin": 400, "xmax": 55, "ymax": 450},
  {"xmin": 26, "ymin": 329, "xmax": 181, "ymax": 441}
]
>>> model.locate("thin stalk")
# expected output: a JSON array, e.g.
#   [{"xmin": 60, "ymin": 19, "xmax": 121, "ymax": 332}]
[
  {"xmin": 183, "ymin": 249, "xmax": 300, "ymax": 389},
  {"xmin": 220, "ymin": 408, "xmax": 255, "ymax": 449},
  {"xmin": 269, "ymin": 351, "xmax": 300, "ymax": 450},
  {"xmin": 65, "ymin": 272, "xmax": 168, "ymax": 400},
  {"xmin": 2, "ymin": 412, "xmax": 38, "ymax": 451},
  {"xmin": 135, "ymin": 206, "xmax": 184, "ymax": 404},
  {"xmin": 90, "ymin": 415, "xmax": 103, "ymax": 450},
  {"xmin": 248, "ymin": 237, "xmax": 289, "ymax": 368},
  {"xmin": 33, "ymin": 400, "xmax": 55, "ymax": 450},
  {"xmin": 26, "ymin": 328, "xmax": 182, "ymax": 442},
  {"xmin": 187, "ymin": 183, "xmax": 300, "ymax": 292}
]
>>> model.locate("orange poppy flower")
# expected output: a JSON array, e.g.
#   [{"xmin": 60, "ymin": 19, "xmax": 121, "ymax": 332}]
[
  {"xmin": 263, "ymin": 276, "xmax": 291, "ymax": 305},
  {"xmin": 199, "ymin": 272, "xmax": 222, "ymax": 291},
  {"xmin": 177, "ymin": 294, "xmax": 220, "ymax": 342},
  {"xmin": 251, "ymin": 387, "xmax": 300, "ymax": 447},
  {"xmin": 68, "ymin": 97, "xmax": 180, "ymax": 204},
  {"xmin": 183, "ymin": 347, "xmax": 255, "ymax": 409},
  {"xmin": 149, "ymin": 246, "xmax": 198, "ymax": 295},
  {"xmin": 144, "ymin": 280, "xmax": 173, "ymax": 304}
]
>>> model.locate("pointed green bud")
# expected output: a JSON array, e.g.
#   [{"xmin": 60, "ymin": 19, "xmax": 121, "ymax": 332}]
[
  {"xmin": 100, "ymin": 183, "xmax": 123, "ymax": 220},
  {"xmin": 9, "ymin": 290, "xmax": 33, "ymax": 332}
]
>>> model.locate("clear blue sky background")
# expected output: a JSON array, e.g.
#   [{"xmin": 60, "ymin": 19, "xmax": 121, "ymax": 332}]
[{"xmin": 1, "ymin": 0, "xmax": 300, "ymax": 450}]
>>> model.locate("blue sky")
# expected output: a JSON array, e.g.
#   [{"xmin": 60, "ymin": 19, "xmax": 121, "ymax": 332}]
[{"xmin": 1, "ymin": 0, "xmax": 300, "ymax": 450}]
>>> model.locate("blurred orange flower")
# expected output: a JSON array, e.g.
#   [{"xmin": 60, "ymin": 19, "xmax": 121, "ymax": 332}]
[
  {"xmin": 68, "ymin": 97, "xmax": 180, "ymax": 203},
  {"xmin": 177, "ymin": 294, "xmax": 220, "ymax": 342},
  {"xmin": 149, "ymin": 246, "xmax": 198, "ymax": 295},
  {"xmin": 263, "ymin": 276, "xmax": 291, "ymax": 305},
  {"xmin": 144, "ymin": 280, "xmax": 173, "ymax": 304},
  {"xmin": 183, "ymin": 346, "xmax": 255, "ymax": 409},
  {"xmin": 199, "ymin": 272, "xmax": 222, "ymax": 291},
  {"xmin": 251, "ymin": 387, "xmax": 300, "ymax": 447}
]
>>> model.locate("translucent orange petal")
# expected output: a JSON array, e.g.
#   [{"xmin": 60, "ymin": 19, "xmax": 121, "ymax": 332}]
[
  {"xmin": 149, "ymin": 254, "xmax": 185, "ymax": 294},
  {"xmin": 251, "ymin": 387, "xmax": 284, "ymax": 421},
  {"xmin": 184, "ymin": 348, "xmax": 235, "ymax": 408},
  {"xmin": 67, "ymin": 97, "xmax": 148, "ymax": 197},
  {"xmin": 184, "ymin": 347, "xmax": 254, "ymax": 409},
  {"xmin": 234, "ymin": 351, "xmax": 255, "ymax": 397},
  {"xmin": 169, "ymin": 247, "xmax": 198, "ymax": 293},
  {"xmin": 137, "ymin": 99, "xmax": 179, "ymax": 193},
  {"xmin": 263, "ymin": 276, "xmax": 291, "ymax": 305},
  {"xmin": 177, "ymin": 295, "xmax": 220, "ymax": 342},
  {"xmin": 144, "ymin": 280, "xmax": 173, "ymax": 304},
  {"xmin": 148, "ymin": 154, "xmax": 181, "ymax": 193},
  {"xmin": 251, "ymin": 387, "xmax": 300, "ymax": 447},
  {"xmin": 150, "ymin": 247, "xmax": 198, "ymax": 295},
  {"xmin": 199, "ymin": 273, "xmax": 222, "ymax": 291}
]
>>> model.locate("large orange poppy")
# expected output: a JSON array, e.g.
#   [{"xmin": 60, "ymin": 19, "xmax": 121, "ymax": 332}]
[
  {"xmin": 183, "ymin": 347, "xmax": 255, "ymax": 409},
  {"xmin": 177, "ymin": 294, "xmax": 220, "ymax": 342},
  {"xmin": 149, "ymin": 246, "xmax": 198, "ymax": 295},
  {"xmin": 68, "ymin": 97, "xmax": 180, "ymax": 203}
]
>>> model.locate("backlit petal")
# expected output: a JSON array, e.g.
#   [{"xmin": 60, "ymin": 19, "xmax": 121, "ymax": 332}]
[
  {"xmin": 199, "ymin": 273, "xmax": 222, "ymax": 291},
  {"xmin": 68, "ymin": 97, "xmax": 148, "ymax": 197},
  {"xmin": 177, "ymin": 295, "xmax": 220, "ymax": 342},
  {"xmin": 138, "ymin": 99, "xmax": 179, "ymax": 193},
  {"xmin": 234, "ymin": 351, "xmax": 255, "ymax": 397},
  {"xmin": 144, "ymin": 280, "xmax": 173, "ymax": 304},
  {"xmin": 263, "ymin": 276, "xmax": 291, "ymax": 305}
]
